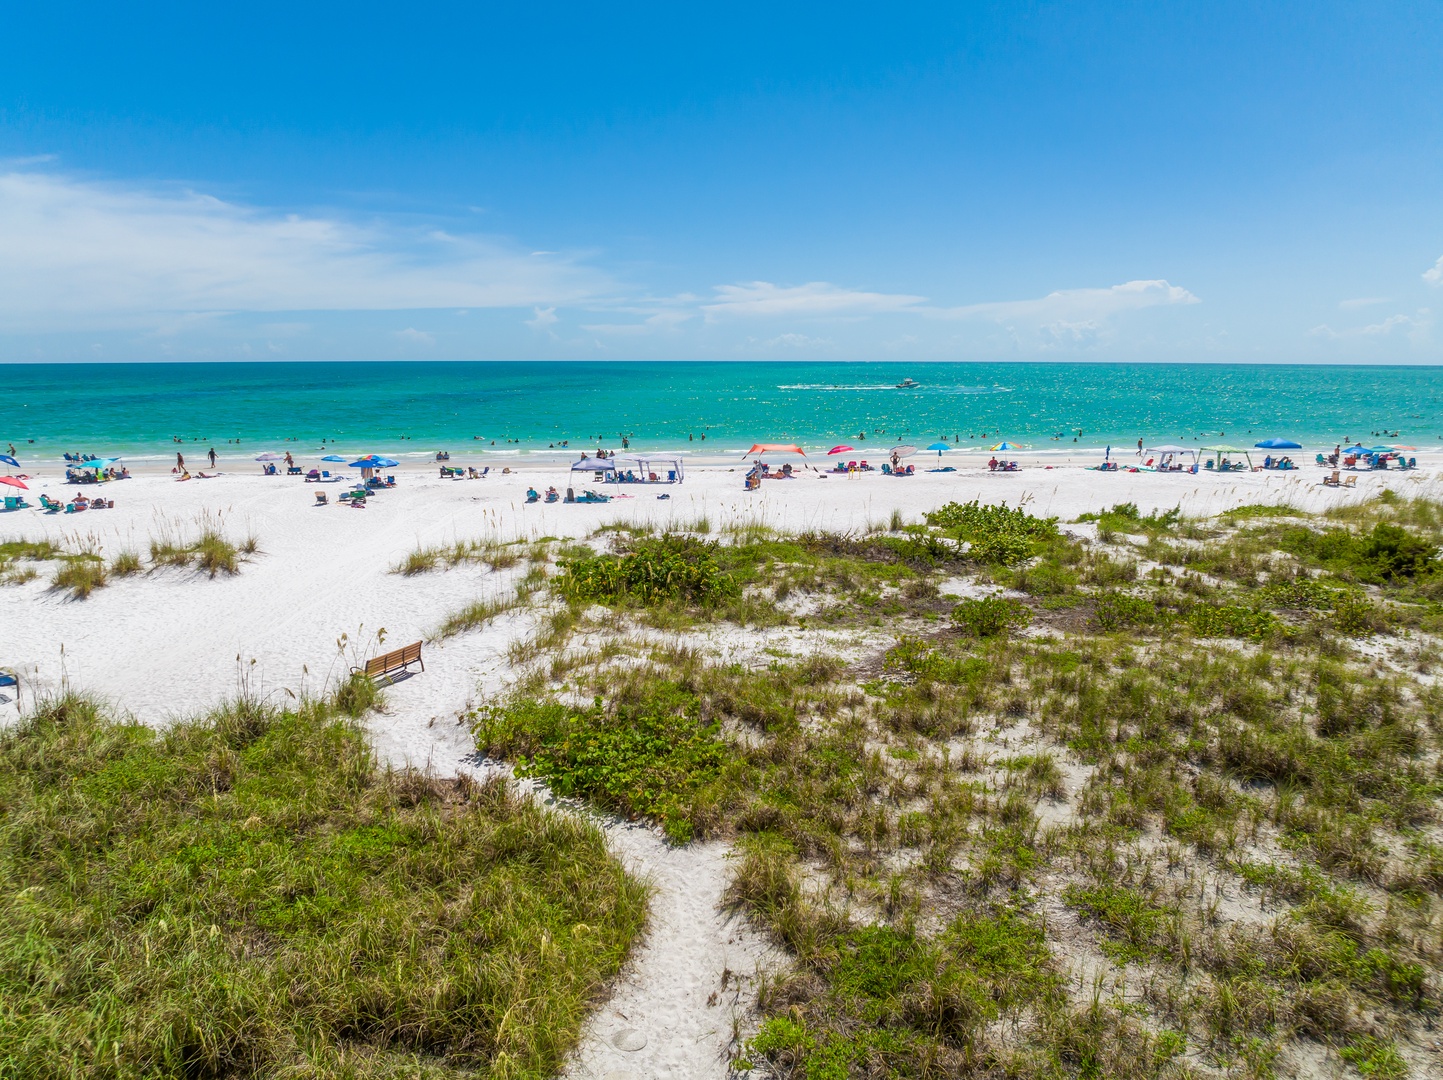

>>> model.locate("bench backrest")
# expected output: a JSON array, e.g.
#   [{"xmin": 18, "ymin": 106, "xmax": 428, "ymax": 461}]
[{"xmin": 363, "ymin": 640, "xmax": 423, "ymax": 676}]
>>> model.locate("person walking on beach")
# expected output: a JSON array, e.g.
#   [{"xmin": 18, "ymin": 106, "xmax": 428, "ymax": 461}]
[
  {"xmin": 207, "ymin": 447, "xmax": 217, "ymax": 468},
  {"xmin": 176, "ymin": 452, "xmax": 185, "ymax": 472},
  {"xmin": 1137, "ymin": 438, "xmax": 1144, "ymax": 457}
]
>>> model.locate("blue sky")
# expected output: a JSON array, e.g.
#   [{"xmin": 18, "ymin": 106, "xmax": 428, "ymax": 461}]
[{"xmin": 1, "ymin": 1, "xmax": 1440, "ymax": 362}]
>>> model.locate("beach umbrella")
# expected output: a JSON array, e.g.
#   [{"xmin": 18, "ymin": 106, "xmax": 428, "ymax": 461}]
[
  {"xmin": 990, "ymin": 441, "xmax": 1025, "ymax": 452},
  {"xmin": 78, "ymin": 458, "xmax": 119, "ymax": 470},
  {"xmin": 1254, "ymin": 439, "xmax": 1301, "ymax": 450},
  {"xmin": 369, "ymin": 457, "xmax": 399, "ymax": 468},
  {"xmin": 1366, "ymin": 446, "xmax": 1396, "ymax": 454},
  {"xmin": 255, "ymin": 453, "xmax": 285, "ymax": 462},
  {"xmin": 1343, "ymin": 445, "xmax": 1369, "ymax": 454},
  {"xmin": 0, "ymin": 455, "xmax": 18, "ymax": 468},
  {"xmin": 745, "ymin": 444, "xmax": 805, "ymax": 457},
  {"xmin": 926, "ymin": 441, "xmax": 950, "ymax": 460},
  {"xmin": 321, "ymin": 454, "xmax": 347, "ymax": 462},
  {"xmin": 0, "ymin": 476, "xmax": 26, "ymax": 490},
  {"xmin": 1390, "ymin": 445, "xmax": 1417, "ymax": 452},
  {"xmin": 891, "ymin": 445, "xmax": 918, "ymax": 458},
  {"xmin": 827, "ymin": 445, "xmax": 854, "ymax": 455}
]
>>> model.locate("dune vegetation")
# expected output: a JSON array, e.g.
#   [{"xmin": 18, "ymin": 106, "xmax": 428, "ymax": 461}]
[
  {"xmin": 0, "ymin": 681, "xmax": 647, "ymax": 1079},
  {"xmin": 469, "ymin": 491, "xmax": 1443, "ymax": 1079}
]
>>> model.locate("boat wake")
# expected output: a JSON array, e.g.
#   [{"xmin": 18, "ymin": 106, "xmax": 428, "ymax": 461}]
[{"xmin": 777, "ymin": 383, "xmax": 1013, "ymax": 394}]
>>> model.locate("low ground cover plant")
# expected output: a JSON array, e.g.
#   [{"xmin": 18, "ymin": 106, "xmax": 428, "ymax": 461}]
[
  {"xmin": 555, "ymin": 534, "xmax": 740, "ymax": 606},
  {"xmin": 0, "ymin": 689, "xmax": 646, "ymax": 1079}
]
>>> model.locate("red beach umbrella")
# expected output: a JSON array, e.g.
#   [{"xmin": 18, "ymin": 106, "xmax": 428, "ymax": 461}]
[
  {"xmin": 827, "ymin": 445, "xmax": 855, "ymax": 455},
  {"xmin": 0, "ymin": 476, "xmax": 28, "ymax": 490}
]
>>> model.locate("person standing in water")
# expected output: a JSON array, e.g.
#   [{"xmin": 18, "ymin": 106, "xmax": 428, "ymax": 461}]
[{"xmin": 207, "ymin": 447, "xmax": 217, "ymax": 468}]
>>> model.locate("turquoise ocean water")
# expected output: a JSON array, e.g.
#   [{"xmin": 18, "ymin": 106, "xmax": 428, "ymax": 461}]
[{"xmin": 2, "ymin": 361, "xmax": 1440, "ymax": 463}]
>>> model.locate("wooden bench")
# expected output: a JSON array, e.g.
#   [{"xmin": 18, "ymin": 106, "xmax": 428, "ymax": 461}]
[{"xmin": 353, "ymin": 641, "xmax": 424, "ymax": 683}]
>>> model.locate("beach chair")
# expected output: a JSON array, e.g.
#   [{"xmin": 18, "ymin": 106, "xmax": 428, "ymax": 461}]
[
  {"xmin": 38, "ymin": 494, "xmax": 63, "ymax": 512},
  {"xmin": 525, "ymin": 489, "xmax": 540, "ymax": 503},
  {"xmin": 287, "ymin": 466, "xmax": 302, "ymax": 475},
  {"xmin": 315, "ymin": 491, "xmax": 328, "ymax": 505},
  {"xmin": 0, "ymin": 668, "xmax": 20, "ymax": 711},
  {"xmin": 1316, "ymin": 454, "xmax": 1327, "ymax": 466},
  {"xmin": 1343, "ymin": 475, "xmax": 1357, "ymax": 488},
  {"xmin": 1322, "ymin": 470, "xmax": 1340, "ymax": 487},
  {"xmin": 881, "ymin": 463, "xmax": 892, "ymax": 475}
]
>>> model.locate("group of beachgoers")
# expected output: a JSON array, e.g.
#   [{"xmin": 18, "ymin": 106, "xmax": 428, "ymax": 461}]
[{"xmin": 64, "ymin": 464, "xmax": 130, "ymax": 483}]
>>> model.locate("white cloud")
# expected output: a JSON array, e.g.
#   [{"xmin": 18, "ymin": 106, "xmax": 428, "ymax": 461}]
[
  {"xmin": 1310, "ymin": 310, "xmax": 1431, "ymax": 341},
  {"xmin": 525, "ymin": 306, "xmax": 559, "ymax": 330},
  {"xmin": 940, "ymin": 279, "xmax": 1199, "ymax": 322},
  {"xmin": 702, "ymin": 281, "xmax": 926, "ymax": 320},
  {"xmin": 1424, "ymin": 256, "xmax": 1443, "ymax": 286},
  {"xmin": 749, "ymin": 332, "xmax": 832, "ymax": 350},
  {"xmin": 0, "ymin": 168, "xmax": 613, "ymax": 331},
  {"xmin": 393, "ymin": 327, "xmax": 435, "ymax": 346},
  {"xmin": 581, "ymin": 310, "xmax": 694, "ymax": 335},
  {"xmin": 1339, "ymin": 296, "xmax": 1392, "ymax": 310}
]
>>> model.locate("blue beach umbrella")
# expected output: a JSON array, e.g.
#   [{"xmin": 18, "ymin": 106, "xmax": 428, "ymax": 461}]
[
  {"xmin": 0, "ymin": 455, "xmax": 19, "ymax": 468},
  {"xmin": 926, "ymin": 441, "xmax": 950, "ymax": 460},
  {"xmin": 1343, "ymin": 445, "xmax": 1369, "ymax": 455},
  {"xmin": 321, "ymin": 454, "xmax": 347, "ymax": 462},
  {"xmin": 1254, "ymin": 439, "xmax": 1301, "ymax": 450}
]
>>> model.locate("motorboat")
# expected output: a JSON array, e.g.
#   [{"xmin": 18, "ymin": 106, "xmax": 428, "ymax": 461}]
[{"xmin": 895, "ymin": 377, "xmax": 920, "ymax": 389}]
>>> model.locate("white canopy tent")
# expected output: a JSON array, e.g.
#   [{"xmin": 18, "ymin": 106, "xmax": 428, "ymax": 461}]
[
  {"xmin": 570, "ymin": 456, "xmax": 616, "ymax": 473},
  {"xmin": 615, "ymin": 453, "xmax": 686, "ymax": 483}
]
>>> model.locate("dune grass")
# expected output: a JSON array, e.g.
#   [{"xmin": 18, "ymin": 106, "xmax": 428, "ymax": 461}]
[
  {"xmin": 148, "ymin": 512, "xmax": 255, "ymax": 577},
  {"xmin": 50, "ymin": 555, "xmax": 108, "ymax": 598},
  {"xmin": 0, "ymin": 689, "xmax": 647, "ymax": 1079},
  {"xmin": 472, "ymin": 493, "xmax": 1443, "ymax": 1079}
]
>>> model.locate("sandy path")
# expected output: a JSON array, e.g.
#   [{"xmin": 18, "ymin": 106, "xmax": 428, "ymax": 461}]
[{"xmin": 372, "ymin": 639, "xmax": 778, "ymax": 1080}]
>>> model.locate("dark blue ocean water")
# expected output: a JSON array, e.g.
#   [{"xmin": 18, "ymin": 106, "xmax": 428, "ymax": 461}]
[{"xmin": 2, "ymin": 361, "xmax": 1439, "ymax": 463}]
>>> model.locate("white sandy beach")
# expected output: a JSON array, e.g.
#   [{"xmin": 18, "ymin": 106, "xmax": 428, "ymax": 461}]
[{"xmin": 3, "ymin": 455, "xmax": 1439, "ymax": 1078}]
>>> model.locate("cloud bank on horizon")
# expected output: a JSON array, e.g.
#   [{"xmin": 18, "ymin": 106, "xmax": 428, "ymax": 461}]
[{"xmin": 0, "ymin": 164, "xmax": 1436, "ymax": 362}]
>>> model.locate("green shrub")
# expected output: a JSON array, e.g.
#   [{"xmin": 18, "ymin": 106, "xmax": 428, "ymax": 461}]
[
  {"xmin": 1078, "ymin": 502, "xmax": 1182, "ymax": 534},
  {"xmin": 952, "ymin": 596, "xmax": 1030, "ymax": 638},
  {"xmin": 1277, "ymin": 522, "xmax": 1439, "ymax": 584},
  {"xmin": 474, "ymin": 684, "xmax": 729, "ymax": 842},
  {"xmin": 1187, "ymin": 603, "xmax": 1281, "ymax": 640},
  {"xmin": 925, "ymin": 501, "xmax": 1058, "ymax": 565},
  {"xmin": 1092, "ymin": 592, "xmax": 1159, "ymax": 631},
  {"xmin": 556, "ymin": 534, "xmax": 739, "ymax": 606}
]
